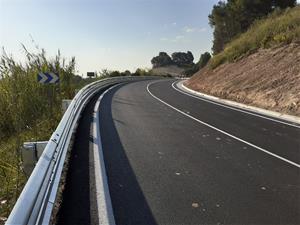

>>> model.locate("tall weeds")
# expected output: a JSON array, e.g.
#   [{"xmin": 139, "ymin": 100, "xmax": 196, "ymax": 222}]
[{"xmin": 0, "ymin": 46, "xmax": 90, "ymax": 222}]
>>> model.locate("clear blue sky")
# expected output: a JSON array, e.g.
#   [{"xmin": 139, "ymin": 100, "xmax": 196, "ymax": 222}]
[{"xmin": 0, "ymin": 0, "xmax": 220, "ymax": 75}]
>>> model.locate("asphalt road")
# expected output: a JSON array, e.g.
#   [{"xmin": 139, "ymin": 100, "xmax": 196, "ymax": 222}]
[
  {"xmin": 99, "ymin": 79, "xmax": 300, "ymax": 225},
  {"xmin": 56, "ymin": 92, "xmax": 102, "ymax": 225}
]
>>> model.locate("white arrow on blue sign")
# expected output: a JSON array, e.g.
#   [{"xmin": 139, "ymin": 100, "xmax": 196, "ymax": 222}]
[{"xmin": 37, "ymin": 72, "xmax": 59, "ymax": 84}]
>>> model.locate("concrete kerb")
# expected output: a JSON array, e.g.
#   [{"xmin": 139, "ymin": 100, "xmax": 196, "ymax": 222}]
[{"xmin": 176, "ymin": 80, "xmax": 300, "ymax": 127}]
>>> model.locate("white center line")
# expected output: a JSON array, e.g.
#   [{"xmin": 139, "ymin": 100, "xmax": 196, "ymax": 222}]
[{"xmin": 147, "ymin": 80, "xmax": 300, "ymax": 169}]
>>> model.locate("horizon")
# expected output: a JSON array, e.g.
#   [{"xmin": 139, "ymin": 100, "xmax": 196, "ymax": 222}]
[
  {"xmin": 0, "ymin": 0, "xmax": 217, "ymax": 75},
  {"xmin": 1, "ymin": 0, "xmax": 299, "ymax": 76}
]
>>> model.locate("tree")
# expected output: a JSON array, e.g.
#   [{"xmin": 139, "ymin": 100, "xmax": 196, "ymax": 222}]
[
  {"xmin": 110, "ymin": 71, "xmax": 121, "ymax": 77},
  {"xmin": 171, "ymin": 51, "xmax": 194, "ymax": 66},
  {"xmin": 198, "ymin": 52, "xmax": 211, "ymax": 69},
  {"xmin": 133, "ymin": 68, "xmax": 147, "ymax": 76},
  {"xmin": 274, "ymin": 0, "xmax": 296, "ymax": 8},
  {"xmin": 187, "ymin": 51, "xmax": 194, "ymax": 63},
  {"xmin": 184, "ymin": 52, "xmax": 211, "ymax": 77},
  {"xmin": 99, "ymin": 69, "xmax": 110, "ymax": 77},
  {"xmin": 209, "ymin": 1, "xmax": 240, "ymax": 54},
  {"xmin": 151, "ymin": 52, "xmax": 173, "ymax": 68},
  {"xmin": 120, "ymin": 70, "xmax": 131, "ymax": 76},
  {"xmin": 209, "ymin": 0, "xmax": 296, "ymax": 54}
]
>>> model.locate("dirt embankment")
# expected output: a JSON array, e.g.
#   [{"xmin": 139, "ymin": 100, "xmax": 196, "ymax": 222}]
[
  {"xmin": 185, "ymin": 43, "xmax": 300, "ymax": 116},
  {"xmin": 151, "ymin": 65, "xmax": 185, "ymax": 77}
]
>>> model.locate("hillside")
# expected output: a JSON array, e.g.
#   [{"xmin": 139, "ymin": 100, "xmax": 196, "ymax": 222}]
[{"xmin": 185, "ymin": 7, "xmax": 300, "ymax": 116}]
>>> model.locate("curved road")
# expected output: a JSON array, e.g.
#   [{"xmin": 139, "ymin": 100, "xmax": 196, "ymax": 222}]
[{"xmin": 99, "ymin": 79, "xmax": 300, "ymax": 225}]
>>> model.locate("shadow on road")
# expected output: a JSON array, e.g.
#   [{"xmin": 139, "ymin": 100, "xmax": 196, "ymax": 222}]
[
  {"xmin": 100, "ymin": 85, "xmax": 158, "ymax": 225},
  {"xmin": 56, "ymin": 93, "xmax": 101, "ymax": 225}
]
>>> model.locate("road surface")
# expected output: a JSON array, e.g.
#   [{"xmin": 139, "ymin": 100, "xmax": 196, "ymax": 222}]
[
  {"xmin": 58, "ymin": 79, "xmax": 300, "ymax": 225},
  {"xmin": 100, "ymin": 79, "xmax": 299, "ymax": 225}
]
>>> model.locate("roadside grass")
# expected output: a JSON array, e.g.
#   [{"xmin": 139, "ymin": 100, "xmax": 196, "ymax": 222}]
[
  {"xmin": 210, "ymin": 6, "xmax": 300, "ymax": 69},
  {"xmin": 0, "ymin": 47, "xmax": 95, "ymax": 222}
]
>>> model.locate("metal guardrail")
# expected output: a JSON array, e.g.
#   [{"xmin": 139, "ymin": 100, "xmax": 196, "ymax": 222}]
[{"xmin": 6, "ymin": 76, "xmax": 156, "ymax": 225}]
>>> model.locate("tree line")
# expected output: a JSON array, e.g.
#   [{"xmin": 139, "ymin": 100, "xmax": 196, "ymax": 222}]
[
  {"xmin": 96, "ymin": 68, "xmax": 152, "ymax": 77},
  {"xmin": 151, "ymin": 51, "xmax": 194, "ymax": 68},
  {"xmin": 150, "ymin": 51, "xmax": 212, "ymax": 76},
  {"xmin": 209, "ymin": 0, "xmax": 297, "ymax": 54}
]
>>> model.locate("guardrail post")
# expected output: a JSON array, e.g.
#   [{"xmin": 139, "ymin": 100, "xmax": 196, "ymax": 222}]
[
  {"xmin": 62, "ymin": 99, "xmax": 72, "ymax": 113},
  {"xmin": 21, "ymin": 141, "xmax": 48, "ymax": 175}
]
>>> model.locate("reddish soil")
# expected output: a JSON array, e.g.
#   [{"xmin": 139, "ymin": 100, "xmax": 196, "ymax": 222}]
[{"xmin": 185, "ymin": 43, "xmax": 300, "ymax": 116}]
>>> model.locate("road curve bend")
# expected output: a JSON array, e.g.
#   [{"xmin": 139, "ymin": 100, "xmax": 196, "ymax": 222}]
[{"xmin": 99, "ymin": 79, "xmax": 300, "ymax": 225}]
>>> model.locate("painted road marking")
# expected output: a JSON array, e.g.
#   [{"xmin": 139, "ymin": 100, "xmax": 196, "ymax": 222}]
[
  {"xmin": 92, "ymin": 84, "xmax": 124, "ymax": 225},
  {"xmin": 172, "ymin": 81, "xmax": 300, "ymax": 129},
  {"xmin": 147, "ymin": 81, "xmax": 300, "ymax": 169}
]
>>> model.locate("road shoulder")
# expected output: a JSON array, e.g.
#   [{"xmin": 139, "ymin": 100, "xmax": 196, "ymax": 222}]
[{"xmin": 177, "ymin": 80, "xmax": 300, "ymax": 127}]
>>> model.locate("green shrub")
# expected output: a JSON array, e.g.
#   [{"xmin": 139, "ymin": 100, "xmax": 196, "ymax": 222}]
[{"xmin": 0, "ymin": 46, "xmax": 94, "ymax": 221}]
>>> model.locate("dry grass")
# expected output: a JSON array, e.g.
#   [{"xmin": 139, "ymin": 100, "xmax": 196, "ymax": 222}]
[
  {"xmin": 0, "ymin": 46, "xmax": 95, "ymax": 222},
  {"xmin": 210, "ymin": 6, "xmax": 300, "ymax": 68}
]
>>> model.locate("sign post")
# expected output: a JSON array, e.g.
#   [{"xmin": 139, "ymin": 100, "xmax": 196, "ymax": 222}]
[
  {"xmin": 37, "ymin": 72, "xmax": 60, "ymax": 119},
  {"xmin": 37, "ymin": 72, "xmax": 59, "ymax": 84},
  {"xmin": 87, "ymin": 72, "xmax": 95, "ymax": 78}
]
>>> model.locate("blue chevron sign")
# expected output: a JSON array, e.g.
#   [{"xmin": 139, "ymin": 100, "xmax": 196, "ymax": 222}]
[{"xmin": 37, "ymin": 72, "xmax": 59, "ymax": 84}]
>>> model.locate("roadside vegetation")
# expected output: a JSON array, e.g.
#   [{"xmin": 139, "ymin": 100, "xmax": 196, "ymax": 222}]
[
  {"xmin": 151, "ymin": 51, "xmax": 194, "ymax": 68},
  {"xmin": 185, "ymin": 2, "xmax": 300, "ymax": 116},
  {"xmin": 184, "ymin": 52, "xmax": 211, "ymax": 76},
  {"xmin": 149, "ymin": 1, "xmax": 298, "ymax": 77},
  {"xmin": 209, "ymin": 0, "xmax": 297, "ymax": 54},
  {"xmin": 150, "ymin": 51, "xmax": 204, "ymax": 77},
  {"xmin": 0, "ymin": 47, "xmax": 97, "ymax": 222},
  {"xmin": 187, "ymin": 0, "xmax": 299, "ymax": 75},
  {"xmin": 98, "ymin": 67, "xmax": 153, "ymax": 77},
  {"xmin": 210, "ymin": 6, "xmax": 300, "ymax": 68},
  {"xmin": 0, "ymin": 44, "xmax": 157, "ymax": 222}
]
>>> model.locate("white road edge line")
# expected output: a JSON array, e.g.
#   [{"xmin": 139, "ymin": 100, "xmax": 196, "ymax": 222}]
[
  {"xmin": 93, "ymin": 84, "xmax": 123, "ymax": 225},
  {"xmin": 147, "ymin": 80, "xmax": 300, "ymax": 169},
  {"xmin": 172, "ymin": 80, "xmax": 300, "ymax": 129}
]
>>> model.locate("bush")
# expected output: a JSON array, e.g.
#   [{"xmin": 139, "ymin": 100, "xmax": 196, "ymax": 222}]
[
  {"xmin": 133, "ymin": 68, "xmax": 147, "ymax": 76},
  {"xmin": 121, "ymin": 70, "xmax": 131, "ymax": 76},
  {"xmin": 109, "ymin": 71, "xmax": 121, "ymax": 77}
]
